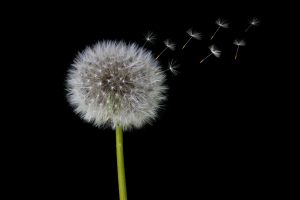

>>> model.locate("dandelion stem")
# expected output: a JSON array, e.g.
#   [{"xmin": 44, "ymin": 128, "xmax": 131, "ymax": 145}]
[
  {"xmin": 182, "ymin": 37, "xmax": 192, "ymax": 49},
  {"xmin": 210, "ymin": 26, "xmax": 220, "ymax": 40},
  {"xmin": 235, "ymin": 46, "xmax": 240, "ymax": 60},
  {"xmin": 156, "ymin": 47, "xmax": 168, "ymax": 60},
  {"xmin": 200, "ymin": 53, "xmax": 212, "ymax": 63},
  {"xmin": 116, "ymin": 126, "xmax": 127, "ymax": 200},
  {"xmin": 245, "ymin": 24, "xmax": 252, "ymax": 32}
]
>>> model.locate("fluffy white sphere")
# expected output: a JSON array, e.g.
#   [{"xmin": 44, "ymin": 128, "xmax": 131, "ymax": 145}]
[{"xmin": 66, "ymin": 41, "xmax": 167, "ymax": 130}]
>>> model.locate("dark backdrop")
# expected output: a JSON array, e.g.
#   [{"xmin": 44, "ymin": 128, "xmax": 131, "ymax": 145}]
[{"xmin": 4, "ymin": 1, "xmax": 277, "ymax": 199}]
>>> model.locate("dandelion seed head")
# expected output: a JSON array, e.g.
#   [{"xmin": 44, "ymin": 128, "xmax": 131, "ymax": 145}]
[
  {"xmin": 187, "ymin": 29, "xmax": 202, "ymax": 40},
  {"xmin": 168, "ymin": 60, "xmax": 179, "ymax": 75},
  {"xmin": 145, "ymin": 32, "xmax": 156, "ymax": 43},
  {"xmin": 216, "ymin": 18, "xmax": 229, "ymax": 28},
  {"xmin": 250, "ymin": 18, "xmax": 260, "ymax": 26},
  {"xmin": 164, "ymin": 39, "xmax": 176, "ymax": 51},
  {"xmin": 209, "ymin": 45, "xmax": 221, "ymax": 57},
  {"xmin": 66, "ymin": 41, "xmax": 167, "ymax": 130},
  {"xmin": 234, "ymin": 40, "xmax": 246, "ymax": 46}
]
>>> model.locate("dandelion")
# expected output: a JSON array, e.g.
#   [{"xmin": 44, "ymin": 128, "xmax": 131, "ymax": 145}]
[
  {"xmin": 245, "ymin": 17, "xmax": 260, "ymax": 32},
  {"xmin": 200, "ymin": 45, "xmax": 221, "ymax": 63},
  {"xmin": 210, "ymin": 18, "xmax": 229, "ymax": 40},
  {"xmin": 182, "ymin": 28, "xmax": 201, "ymax": 49},
  {"xmin": 233, "ymin": 39, "xmax": 246, "ymax": 60},
  {"xmin": 66, "ymin": 41, "xmax": 167, "ymax": 200},
  {"xmin": 155, "ymin": 39, "xmax": 176, "ymax": 60},
  {"xmin": 142, "ymin": 32, "xmax": 156, "ymax": 48}
]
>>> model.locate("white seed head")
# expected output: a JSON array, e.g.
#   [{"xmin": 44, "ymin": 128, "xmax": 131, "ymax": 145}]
[
  {"xmin": 145, "ymin": 32, "xmax": 156, "ymax": 43},
  {"xmin": 187, "ymin": 28, "xmax": 202, "ymax": 40},
  {"xmin": 209, "ymin": 45, "xmax": 221, "ymax": 57},
  {"xmin": 234, "ymin": 40, "xmax": 246, "ymax": 46},
  {"xmin": 164, "ymin": 39, "xmax": 176, "ymax": 51},
  {"xmin": 66, "ymin": 41, "xmax": 167, "ymax": 131},
  {"xmin": 250, "ymin": 18, "xmax": 260, "ymax": 26},
  {"xmin": 168, "ymin": 60, "xmax": 179, "ymax": 75},
  {"xmin": 216, "ymin": 18, "xmax": 229, "ymax": 28}
]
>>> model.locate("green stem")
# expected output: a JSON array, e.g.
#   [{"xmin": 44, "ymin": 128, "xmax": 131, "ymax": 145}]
[{"xmin": 116, "ymin": 126, "xmax": 127, "ymax": 200}]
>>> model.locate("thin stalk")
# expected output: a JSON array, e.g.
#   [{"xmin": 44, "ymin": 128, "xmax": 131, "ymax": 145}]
[
  {"xmin": 116, "ymin": 126, "xmax": 127, "ymax": 200},
  {"xmin": 155, "ymin": 47, "xmax": 168, "ymax": 60},
  {"xmin": 200, "ymin": 53, "xmax": 212, "ymax": 63},
  {"xmin": 210, "ymin": 26, "xmax": 220, "ymax": 40},
  {"xmin": 141, "ymin": 41, "xmax": 148, "ymax": 48},
  {"xmin": 245, "ymin": 24, "xmax": 252, "ymax": 32},
  {"xmin": 235, "ymin": 46, "xmax": 240, "ymax": 60},
  {"xmin": 182, "ymin": 37, "xmax": 192, "ymax": 49}
]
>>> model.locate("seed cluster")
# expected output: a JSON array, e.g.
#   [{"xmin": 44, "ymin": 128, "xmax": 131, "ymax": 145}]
[{"xmin": 67, "ymin": 41, "xmax": 166, "ymax": 130}]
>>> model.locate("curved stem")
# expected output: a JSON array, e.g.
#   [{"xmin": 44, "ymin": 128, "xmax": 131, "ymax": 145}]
[{"xmin": 116, "ymin": 126, "xmax": 127, "ymax": 200}]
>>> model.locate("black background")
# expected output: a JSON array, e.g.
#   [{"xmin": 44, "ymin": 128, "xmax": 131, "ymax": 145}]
[{"xmin": 4, "ymin": 1, "xmax": 280, "ymax": 199}]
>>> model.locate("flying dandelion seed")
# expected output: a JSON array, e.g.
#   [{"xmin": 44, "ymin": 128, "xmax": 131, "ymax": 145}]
[
  {"xmin": 155, "ymin": 39, "xmax": 176, "ymax": 60},
  {"xmin": 182, "ymin": 28, "xmax": 201, "ymax": 49},
  {"xmin": 142, "ymin": 32, "xmax": 156, "ymax": 48},
  {"xmin": 233, "ymin": 39, "xmax": 246, "ymax": 60},
  {"xmin": 210, "ymin": 18, "xmax": 229, "ymax": 40},
  {"xmin": 200, "ymin": 45, "xmax": 221, "ymax": 63},
  {"xmin": 245, "ymin": 18, "xmax": 260, "ymax": 32},
  {"xmin": 166, "ymin": 59, "xmax": 180, "ymax": 75}
]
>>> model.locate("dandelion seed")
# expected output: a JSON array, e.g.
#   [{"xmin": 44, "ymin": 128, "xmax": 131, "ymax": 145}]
[
  {"xmin": 142, "ymin": 32, "xmax": 156, "ymax": 48},
  {"xmin": 156, "ymin": 39, "xmax": 176, "ymax": 60},
  {"xmin": 182, "ymin": 28, "xmax": 201, "ymax": 49},
  {"xmin": 210, "ymin": 18, "xmax": 229, "ymax": 40},
  {"xmin": 245, "ymin": 18, "xmax": 260, "ymax": 32},
  {"xmin": 200, "ymin": 45, "xmax": 221, "ymax": 63},
  {"xmin": 167, "ymin": 59, "xmax": 180, "ymax": 75},
  {"xmin": 233, "ymin": 39, "xmax": 246, "ymax": 60}
]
